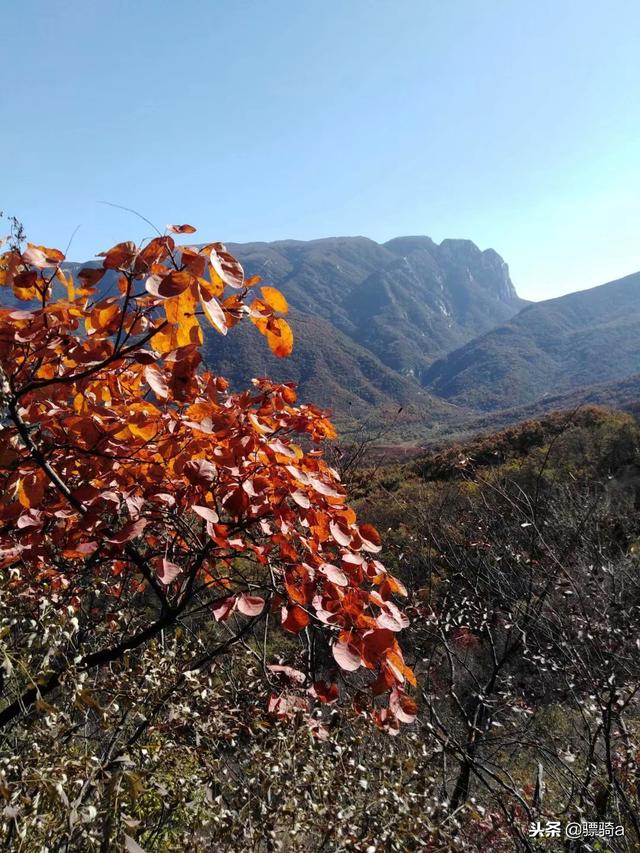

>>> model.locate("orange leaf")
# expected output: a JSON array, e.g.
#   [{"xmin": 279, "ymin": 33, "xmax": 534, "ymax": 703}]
[
  {"xmin": 166, "ymin": 223, "xmax": 197, "ymax": 234},
  {"xmin": 260, "ymin": 286, "xmax": 288, "ymax": 314},
  {"xmin": 265, "ymin": 317, "xmax": 293, "ymax": 358},
  {"xmin": 36, "ymin": 363, "xmax": 56, "ymax": 380},
  {"xmin": 17, "ymin": 473, "xmax": 45, "ymax": 508},
  {"xmin": 86, "ymin": 302, "xmax": 120, "ymax": 334}
]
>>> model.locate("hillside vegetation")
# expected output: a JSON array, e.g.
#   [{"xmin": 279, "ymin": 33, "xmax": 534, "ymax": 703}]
[
  {"xmin": 425, "ymin": 272, "xmax": 640, "ymax": 411},
  {"xmin": 7, "ymin": 403, "xmax": 639, "ymax": 850}
]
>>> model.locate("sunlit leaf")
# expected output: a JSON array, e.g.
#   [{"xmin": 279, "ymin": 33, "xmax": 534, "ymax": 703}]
[
  {"xmin": 210, "ymin": 243, "xmax": 244, "ymax": 289},
  {"xmin": 166, "ymin": 223, "xmax": 197, "ymax": 234},
  {"xmin": 260, "ymin": 286, "xmax": 288, "ymax": 314},
  {"xmin": 265, "ymin": 317, "xmax": 293, "ymax": 357}
]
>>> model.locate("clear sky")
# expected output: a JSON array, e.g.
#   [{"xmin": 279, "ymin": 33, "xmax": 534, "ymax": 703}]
[{"xmin": 1, "ymin": 0, "xmax": 639, "ymax": 301}]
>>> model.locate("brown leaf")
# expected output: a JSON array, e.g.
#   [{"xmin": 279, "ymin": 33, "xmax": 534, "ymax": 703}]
[
  {"xmin": 157, "ymin": 270, "xmax": 194, "ymax": 298},
  {"xmin": 99, "ymin": 241, "xmax": 138, "ymax": 270},
  {"xmin": 77, "ymin": 267, "xmax": 105, "ymax": 288}
]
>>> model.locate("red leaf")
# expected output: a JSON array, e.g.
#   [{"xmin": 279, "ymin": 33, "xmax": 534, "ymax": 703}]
[
  {"xmin": 359, "ymin": 523, "xmax": 382, "ymax": 553},
  {"xmin": 236, "ymin": 594, "xmax": 265, "ymax": 616},
  {"xmin": 332, "ymin": 641, "xmax": 362, "ymax": 672},
  {"xmin": 106, "ymin": 517, "xmax": 147, "ymax": 544},
  {"xmin": 311, "ymin": 680, "xmax": 339, "ymax": 703},
  {"xmin": 183, "ymin": 459, "xmax": 217, "ymax": 487},
  {"xmin": 268, "ymin": 664, "xmax": 306, "ymax": 685},
  {"xmin": 390, "ymin": 688, "xmax": 417, "ymax": 724},
  {"xmin": 281, "ymin": 604, "xmax": 310, "ymax": 634},
  {"xmin": 329, "ymin": 520, "xmax": 351, "ymax": 547},
  {"xmin": 319, "ymin": 562, "xmax": 348, "ymax": 587},
  {"xmin": 308, "ymin": 477, "xmax": 343, "ymax": 499},
  {"xmin": 157, "ymin": 558, "xmax": 181, "ymax": 585},
  {"xmin": 291, "ymin": 490, "xmax": 310, "ymax": 509},
  {"xmin": 211, "ymin": 597, "xmax": 236, "ymax": 622}
]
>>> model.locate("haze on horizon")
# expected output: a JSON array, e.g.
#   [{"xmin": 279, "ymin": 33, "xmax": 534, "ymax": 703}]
[{"xmin": 1, "ymin": 0, "xmax": 639, "ymax": 302}]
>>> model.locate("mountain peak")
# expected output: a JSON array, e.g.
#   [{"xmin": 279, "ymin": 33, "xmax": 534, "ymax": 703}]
[{"xmin": 383, "ymin": 235, "xmax": 438, "ymax": 255}]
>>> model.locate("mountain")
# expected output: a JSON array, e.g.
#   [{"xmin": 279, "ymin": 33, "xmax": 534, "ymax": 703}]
[
  {"xmin": 5, "ymin": 234, "xmax": 638, "ymax": 440},
  {"xmin": 226, "ymin": 236, "xmax": 526, "ymax": 381},
  {"xmin": 424, "ymin": 272, "xmax": 640, "ymax": 412},
  {"xmin": 1, "ymin": 234, "xmax": 525, "ymax": 435},
  {"xmin": 197, "ymin": 235, "xmax": 525, "ymax": 428}
]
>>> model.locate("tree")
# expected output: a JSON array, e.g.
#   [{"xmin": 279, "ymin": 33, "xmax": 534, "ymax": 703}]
[
  {"xmin": 0, "ymin": 225, "xmax": 415, "ymax": 846},
  {"xmin": 360, "ymin": 411, "xmax": 640, "ymax": 850}
]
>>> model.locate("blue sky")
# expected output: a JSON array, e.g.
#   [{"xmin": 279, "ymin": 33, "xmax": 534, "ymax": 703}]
[{"xmin": 1, "ymin": 0, "xmax": 639, "ymax": 300}]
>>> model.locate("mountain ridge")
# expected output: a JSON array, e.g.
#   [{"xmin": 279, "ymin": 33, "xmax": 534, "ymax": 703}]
[{"xmin": 4, "ymin": 233, "xmax": 638, "ymax": 440}]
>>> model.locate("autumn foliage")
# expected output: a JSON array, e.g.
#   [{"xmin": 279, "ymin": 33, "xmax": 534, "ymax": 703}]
[{"xmin": 0, "ymin": 223, "xmax": 415, "ymax": 733}]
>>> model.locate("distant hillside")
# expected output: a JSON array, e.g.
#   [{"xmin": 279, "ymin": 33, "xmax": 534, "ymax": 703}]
[
  {"xmin": 453, "ymin": 373, "xmax": 640, "ymax": 438},
  {"xmin": 424, "ymin": 272, "xmax": 640, "ymax": 411},
  {"xmin": 200, "ymin": 308, "xmax": 459, "ymax": 434}
]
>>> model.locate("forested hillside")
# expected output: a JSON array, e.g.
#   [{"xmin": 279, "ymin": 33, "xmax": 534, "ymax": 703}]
[{"xmin": 425, "ymin": 272, "xmax": 640, "ymax": 411}]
